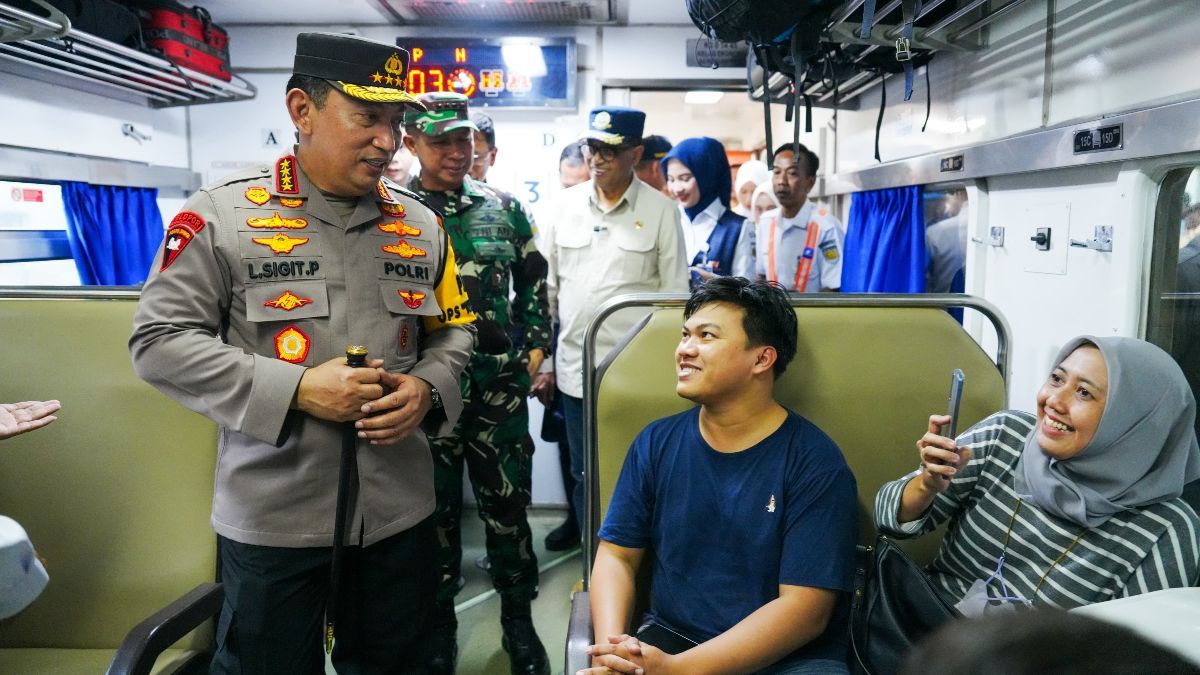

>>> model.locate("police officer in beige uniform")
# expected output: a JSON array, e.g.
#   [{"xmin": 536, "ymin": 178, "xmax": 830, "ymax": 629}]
[{"xmin": 129, "ymin": 33, "xmax": 475, "ymax": 674}]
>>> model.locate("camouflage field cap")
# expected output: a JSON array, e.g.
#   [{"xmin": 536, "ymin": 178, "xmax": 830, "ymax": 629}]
[
  {"xmin": 293, "ymin": 32, "xmax": 424, "ymax": 107},
  {"xmin": 403, "ymin": 92, "xmax": 480, "ymax": 136}
]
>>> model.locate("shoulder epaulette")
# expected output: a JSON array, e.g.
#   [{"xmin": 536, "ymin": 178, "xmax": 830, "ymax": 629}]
[
  {"xmin": 391, "ymin": 183, "xmax": 443, "ymax": 219},
  {"xmin": 210, "ymin": 164, "xmax": 272, "ymax": 189}
]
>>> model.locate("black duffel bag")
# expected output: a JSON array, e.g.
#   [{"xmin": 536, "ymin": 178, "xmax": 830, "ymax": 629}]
[
  {"xmin": 850, "ymin": 536, "xmax": 961, "ymax": 674},
  {"xmin": 10, "ymin": 0, "xmax": 142, "ymax": 47}
]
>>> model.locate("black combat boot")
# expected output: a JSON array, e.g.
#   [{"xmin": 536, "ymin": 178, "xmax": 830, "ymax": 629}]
[
  {"xmin": 500, "ymin": 591, "xmax": 550, "ymax": 675},
  {"xmin": 543, "ymin": 514, "xmax": 580, "ymax": 552},
  {"xmin": 424, "ymin": 601, "xmax": 458, "ymax": 675}
]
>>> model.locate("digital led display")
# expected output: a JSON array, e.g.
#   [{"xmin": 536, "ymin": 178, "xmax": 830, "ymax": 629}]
[{"xmin": 396, "ymin": 37, "xmax": 576, "ymax": 109}]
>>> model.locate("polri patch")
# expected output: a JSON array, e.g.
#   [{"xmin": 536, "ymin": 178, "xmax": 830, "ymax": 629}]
[
  {"xmin": 171, "ymin": 211, "xmax": 206, "ymax": 233},
  {"xmin": 264, "ymin": 290, "xmax": 314, "ymax": 311},
  {"xmin": 276, "ymin": 155, "xmax": 300, "ymax": 194},
  {"xmin": 275, "ymin": 325, "xmax": 310, "ymax": 363},
  {"xmin": 159, "ymin": 211, "xmax": 206, "ymax": 271},
  {"xmin": 161, "ymin": 226, "xmax": 196, "ymax": 271},
  {"xmin": 382, "ymin": 240, "xmax": 427, "ymax": 259},
  {"xmin": 822, "ymin": 245, "xmax": 839, "ymax": 261},
  {"xmin": 247, "ymin": 212, "xmax": 308, "ymax": 229}
]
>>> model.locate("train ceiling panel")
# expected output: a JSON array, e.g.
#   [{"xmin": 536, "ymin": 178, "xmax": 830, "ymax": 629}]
[{"xmin": 378, "ymin": 0, "xmax": 614, "ymax": 24}]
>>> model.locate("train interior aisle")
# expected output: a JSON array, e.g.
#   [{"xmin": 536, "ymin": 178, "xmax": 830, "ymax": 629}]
[{"xmin": 2, "ymin": 0, "xmax": 1200, "ymax": 673}]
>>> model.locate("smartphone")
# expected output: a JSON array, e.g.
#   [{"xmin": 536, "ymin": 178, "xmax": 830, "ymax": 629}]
[
  {"xmin": 636, "ymin": 622, "xmax": 700, "ymax": 655},
  {"xmin": 943, "ymin": 368, "xmax": 965, "ymax": 439}
]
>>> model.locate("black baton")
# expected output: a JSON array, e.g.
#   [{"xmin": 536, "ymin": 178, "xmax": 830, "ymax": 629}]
[{"xmin": 326, "ymin": 345, "xmax": 368, "ymax": 653}]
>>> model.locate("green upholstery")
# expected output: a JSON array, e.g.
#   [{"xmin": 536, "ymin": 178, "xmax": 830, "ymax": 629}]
[
  {"xmin": 0, "ymin": 295, "xmax": 218, "ymax": 673},
  {"xmin": 592, "ymin": 303, "xmax": 1007, "ymax": 570}
]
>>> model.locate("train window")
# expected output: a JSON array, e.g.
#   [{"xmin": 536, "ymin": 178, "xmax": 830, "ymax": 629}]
[
  {"xmin": 0, "ymin": 181, "xmax": 80, "ymax": 286},
  {"xmin": 1146, "ymin": 168, "xmax": 1200, "ymax": 433},
  {"xmin": 924, "ymin": 187, "xmax": 968, "ymax": 294}
]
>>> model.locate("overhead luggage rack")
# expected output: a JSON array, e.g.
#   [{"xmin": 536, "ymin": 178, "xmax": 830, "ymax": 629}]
[
  {"xmin": 0, "ymin": 1, "xmax": 255, "ymax": 108},
  {"xmin": 748, "ymin": 0, "xmax": 1030, "ymax": 107}
]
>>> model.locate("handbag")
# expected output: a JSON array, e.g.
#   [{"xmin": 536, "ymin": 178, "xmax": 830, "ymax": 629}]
[{"xmin": 850, "ymin": 535, "xmax": 961, "ymax": 674}]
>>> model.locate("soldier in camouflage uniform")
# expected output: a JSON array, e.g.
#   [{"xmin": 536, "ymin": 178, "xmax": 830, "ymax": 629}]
[{"xmin": 403, "ymin": 92, "xmax": 552, "ymax": 675}]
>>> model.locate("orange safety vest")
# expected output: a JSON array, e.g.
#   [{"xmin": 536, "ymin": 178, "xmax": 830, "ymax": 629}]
[{"xmin": 767, "ymin": 216, "xmax": 821, "ymax": 292}]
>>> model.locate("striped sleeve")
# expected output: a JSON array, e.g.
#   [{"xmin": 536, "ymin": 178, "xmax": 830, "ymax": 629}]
[
  {"xmin": 874, "ymin": 411, "xmax": 1032, "ymax": 538},
  {"xmin": 1115, "ymin": 500, "xmax": 1200, "ymax": 597}
]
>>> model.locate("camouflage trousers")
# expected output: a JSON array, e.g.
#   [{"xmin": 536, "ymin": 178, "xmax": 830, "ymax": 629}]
[{"xmin": 429, "ymin": 351, "xmax": 538, "ymax": 604}]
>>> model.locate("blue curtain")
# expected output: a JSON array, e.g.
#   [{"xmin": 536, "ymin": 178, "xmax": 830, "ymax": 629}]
[
  {"xmin": 842, "ymin": 186, "xmax": 926, "ymax": 293},
  {"xmin": 60, "ymin": 182, "xmax": 164, "ymax": 286}
]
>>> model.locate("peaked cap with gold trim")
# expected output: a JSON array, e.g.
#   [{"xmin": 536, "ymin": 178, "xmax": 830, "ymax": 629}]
[{"xmin": 293, "ymin": 32, "xmax": 425, "ymax": 108}]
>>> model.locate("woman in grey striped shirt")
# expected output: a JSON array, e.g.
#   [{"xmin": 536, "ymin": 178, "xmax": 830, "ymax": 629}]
[{"xmin": 875, "ymin": 336, "xmax": 1200, "ymax": 612}]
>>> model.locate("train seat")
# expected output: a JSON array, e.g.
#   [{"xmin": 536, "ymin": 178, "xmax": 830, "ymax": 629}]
[
  {"xmin": 565, "ymin": 295, "xmax": 1009, "ymax": 672},
  {"xmin": 0, "ymin": 292, "xmax": 221, "ymax": 674}
]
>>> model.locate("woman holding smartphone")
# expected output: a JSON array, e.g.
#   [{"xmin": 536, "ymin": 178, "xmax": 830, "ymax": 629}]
[{"xmin": 875, "ymin": 336, "xmax": 1200, "ymax": 615}]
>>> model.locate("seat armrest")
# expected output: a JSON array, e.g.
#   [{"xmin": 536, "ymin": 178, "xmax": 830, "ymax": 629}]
[
  {"xmin": 107, "ymin": 582, "xmax": 224, "ymax": 675},
  {"xmin": 566, "ymin": 590, "xmax": 592, "ymax": 674}
]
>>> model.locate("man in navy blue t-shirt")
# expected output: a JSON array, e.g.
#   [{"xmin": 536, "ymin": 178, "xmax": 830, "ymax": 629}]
[{"xmin": 583, "ymin": 277, "xmax": 858, "ymax": 674}]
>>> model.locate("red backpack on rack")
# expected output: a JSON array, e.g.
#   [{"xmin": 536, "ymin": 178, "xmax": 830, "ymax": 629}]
[{"xmin": 129, "ymin": 0, "xmax": 231, "ymax": 82}]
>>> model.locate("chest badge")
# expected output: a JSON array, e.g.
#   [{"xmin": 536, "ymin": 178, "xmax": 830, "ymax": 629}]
[
  {"xmin": 244, "ymin": 187, "xmax": 271, "ymax": 206},
  {"xmin": 382, "ymin": 240, "xmax": 427, "ymax": 259},
  {"xmin": 264, "ymin": 290, "xmax": 314, "ymax": 311},
  {"xmin": 279, "ymin": 196, "xmax": 305, "ymax": 208},
  {"xmin": 377, "ymin": 220, "xmax": 421, "ymax": 236},
  {"xmin": 398, "ymin": 290, "xmax": 426, "ymax": 309},
  {"xmin": 381, "ymin": 202, "xmax": 407, "ymax": 218},
  {"xmin": 247, "ymin": 212, "xmax": 308, "ymax": 229},
  {"xmin": 274, "ymin": 325, "xmax": 310, "ymax": 363},
  {"xmin": 253, "ymin": 232, "xmax": 310, "ymax": 254},
  {"xmin": 767, "ymin": 495, "xmax": 776, "ymax": 513}
]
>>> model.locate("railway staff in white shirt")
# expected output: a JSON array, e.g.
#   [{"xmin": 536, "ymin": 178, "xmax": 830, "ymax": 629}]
[{"xmin": 755, "ymin": 143, "xmax": 844, "ymax": 293}]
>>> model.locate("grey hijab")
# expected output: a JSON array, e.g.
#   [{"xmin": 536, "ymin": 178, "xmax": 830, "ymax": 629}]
[{"xmin": 1015, "ymin": 336, "xmax": 1200, "ymax": 527}]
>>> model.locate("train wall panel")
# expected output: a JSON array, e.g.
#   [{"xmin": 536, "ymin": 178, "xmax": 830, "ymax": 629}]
[
  {"xmin": 0, "ymin": 72, "xmax": 189, "ymax": 169},
  {"xmin": 969, "ymin": 163, "xmax": 1151, "ymax": 410}
]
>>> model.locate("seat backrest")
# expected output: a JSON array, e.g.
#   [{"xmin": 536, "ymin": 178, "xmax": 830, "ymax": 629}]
[
  {"xmin": 590, "ymin": 299, "xmax": 1008, "ymax": 579},
  {"xmin": 0, "ymin": 293, "xmax": 217, "ymax": 651}
]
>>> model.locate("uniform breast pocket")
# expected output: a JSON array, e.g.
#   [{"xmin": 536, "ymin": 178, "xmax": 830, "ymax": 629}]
[
  {"xmin": 555, "ymin": 228, "xmax": 592, "ymax": 282},
  {"xmin": 379, "ymin": 281, "xmax": 442, "ymax": 366},
  {"xmin": 613, "ymin": 226, "xmax": 657, "ymax": 281},
  {"xmin": 243, "ymin": 279, "xmax": 330, "ymax": 367}
]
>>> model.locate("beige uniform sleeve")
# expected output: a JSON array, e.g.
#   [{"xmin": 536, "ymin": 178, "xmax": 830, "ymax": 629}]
[
  {"xmin": 657, "ymin": 202, "xmax": 689, "ymax": 293},
  {"xmin": 129, "ymin": 188, "xmax": 305, "ymax": 446}
]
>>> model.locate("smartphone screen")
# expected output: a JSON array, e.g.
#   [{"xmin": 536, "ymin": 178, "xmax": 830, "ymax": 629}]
[{"xmin": 943, "ymin": 368, "xmax": 965, "ymax": 439}]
